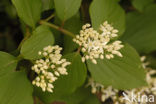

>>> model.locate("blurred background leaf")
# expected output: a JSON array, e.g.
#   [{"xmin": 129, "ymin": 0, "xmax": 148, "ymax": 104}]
[
  {"xmin": 132, "ymin": 0, "xmax": 154, "ymax": 12},
  {"xmin": 121, "ymin": 5, "xmax": 156, "ymax": 53}
]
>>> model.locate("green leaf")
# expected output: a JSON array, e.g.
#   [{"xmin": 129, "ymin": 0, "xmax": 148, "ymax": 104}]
[
  {"xmin": 81, "ymin": 94, "xmax": 101, "ymax": 104},
  {"xmin": 21, "ymin": 25, "xmax": 54, "ymax": 60},
  {"xmin": 0, "ymin": 71, "xmax": 33, "ymax": 104},
  {"xmin": 54, "ymin": 0, "xmax": 82, "ymax": 21},
  {"xmin": 54, "ymin": 53, "xmax": 87, "ymax": 94},
  {"xmin": 90, "ymin": 0, "xmax": 125, "ymax": 35},
  {"xmin": 63, "ymin": 13, "xmax": 82, "ymax": 54},
  {"xmin": 87, "ymin": 44, "xmax": 146, "ymax": 89},
  {"xmin": 0, "ymin": 52, "xmax": 17, "ymax": 77},
  {"xmin": 42, "ymin": 0, "xmax": 54, "ymax": 11},
  {"xmin": 12, "ymin": 0, "xmax": 42, "ymax": 28},
  {"xmin": 56, "ymin": 87, "xmax": 90, "ymax": 104},
  {"xmin": 58, "ymin": 87, "xmax": 100, "ymax": 104},
  {"xmin": 34, "ymin": 53, "xmax": 87, "ymax": 103},
  {"xmin": 132, "ymin": 0, "xmax": 154, "ymax": 12},
  {"xmin": 115, "ymin": 0, "xmax": 120, "ymax": 2},
  {"xmin": 121, "ymin": 5, "xmax": 156, "ymax": 53}
]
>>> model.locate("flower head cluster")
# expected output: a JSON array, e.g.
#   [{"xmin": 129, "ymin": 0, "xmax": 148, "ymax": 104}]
[
  {"xmin": 32, "ymin": 45, "xmax": 71, "ymax": 93},
  {"xmin": 73, "ymin": 21, "xmax": 124, "ymax": 64},
  {"xmin": 87, "ymin": 56, "xmax": 156, "ymax": 103},
  {"xmin": 87, "ymin": 78, "xmax": 118, "ymax": 102}
]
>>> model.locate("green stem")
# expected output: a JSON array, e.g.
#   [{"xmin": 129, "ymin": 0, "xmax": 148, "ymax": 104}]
[
  {"xmin": 44, "ymin": 14, "xmax": 55, "ymax": 22},
  {"xmin": 18, "ymin": 26, "xmax": 31, "ymax": 50},
  {"xmin": 17, "ymin": 54, "xmax": 23, "ymax": 61},
  {"xmin": 39, "ymin": 20, "xmax": 75, "ymax": 38}
]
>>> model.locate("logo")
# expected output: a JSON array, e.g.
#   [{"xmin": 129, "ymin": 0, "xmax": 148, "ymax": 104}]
[{"xmin": 122, "ymin": 92, "xmax": 154, "ymax": 103}]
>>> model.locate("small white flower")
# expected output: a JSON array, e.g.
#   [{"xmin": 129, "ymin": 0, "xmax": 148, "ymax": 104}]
[
  {"xmin": 73, "ymin": 21, "xmax": 124, "ymax": 64},
  {"xmin": 101, "ymin": 94, "xmax": 106, "ymax": 102},
  {"xmin": 38, "ymin": 51, "xmax": 42, "ymax": 55},
  {"xmin": 31, "ymin": 45, "xmax": 71, "ymax": 93},
  {"xmin": 82, "ymin": 57, "xmax": 85, "ymax": 62},
  {"xmin": 87, "ymin": 78, "xmax": 118, "ymax": 102},
  {"xmin": 92, "ymin": 59, "xmax": 97, "ymax": 64}
]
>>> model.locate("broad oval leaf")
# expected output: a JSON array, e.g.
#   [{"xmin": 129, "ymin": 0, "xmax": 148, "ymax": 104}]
[
  {"xmin": 12, "ymin": 0, "xmax": 42, "ymax": 28},
  {"xmin": 54, "ymin": 0, "xmax": 82, "ymax": 21},
  {"xmin": 121, "ymin": 5, "xmax": 156, "ymax": 53},
  {"xmin": 0, "ymin": 51, "xmax": 17, "ymax": 77},
  {"xmin": 54, "ymin": 53, "xmax": 87, "ymax": 94},
  {"xmin": 0, "ymin": 71, "xmax": 33, "ymax": 104},
  {"xmin": 21, "ymin": 25, "xmax": 54, "ymax": 60},
  {"xmin": 60, "ymin": 87, "xmax": 91, "ymax": 104},
  {"xmin": 81, "ymin": 94, "xmax": 101, "ymax": 104},
  {"xmin": 90, "ymin": 0, "xmax": 125, "ymax": 35},
  {"xmin": 34, "ymin": 53, "xmax": 87, "ymax": 103},
  {"xmin": 87, "ymin": 44, "xmax": 147, "ymax": 89},
  {"xmin": 56, "ymin": 87, "xmax": 100, "ymax": 104}
]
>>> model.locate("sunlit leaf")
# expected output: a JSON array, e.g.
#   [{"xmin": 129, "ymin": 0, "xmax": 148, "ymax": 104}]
[
  {"xmin": 87, "ymin": 44, "xmax": 146, "ymax": 89},
  {"xmin": 21, "ymin": 25, "xmax": 54, "ymax": 60},
  {"xmin": 54, "ymin": 0, "xmax": 82, "ymax": 21},
  {"xmin": 12, "ymin": 0, "xmax": 42, "ymax": 28},
  {"xmin": 90, "ymin": 0, "xmax": 125, "ymax": 35}
]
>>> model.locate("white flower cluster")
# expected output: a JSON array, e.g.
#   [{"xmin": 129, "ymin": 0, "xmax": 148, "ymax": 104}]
[
  {"xmin": 32, "ymin": 45, "xmax": 71, "ymax": 93},
  {"xmin": 140, "ymin": 56, "xmax": 150, "ymax": 69},
  {"xmin": 141, "ymin": 56, "xmax": 156, "ymax": 94},
  {"xmin": 88, "ymin": 56, "xmax": 156, "ymax": 103},
  {"xmin": 73, "ymin": 21, "xmax": 124, "ymax": 64},
  {"xmin": 87, "ymin": 78, "xmax": 118, "ymax": 102}
]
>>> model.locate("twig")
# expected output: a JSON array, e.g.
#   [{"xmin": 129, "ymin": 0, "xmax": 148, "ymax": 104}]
[
  {"xmin": 39, "ymin": 20, "xmax": 75, "ymax": 38},
  {"xmin": 17, "ymin": 26, "xmax": 31, "ymax": 50},
  {"xmin": 44, "ymin": 14, "xmax": 55, "ymax": 22}
]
